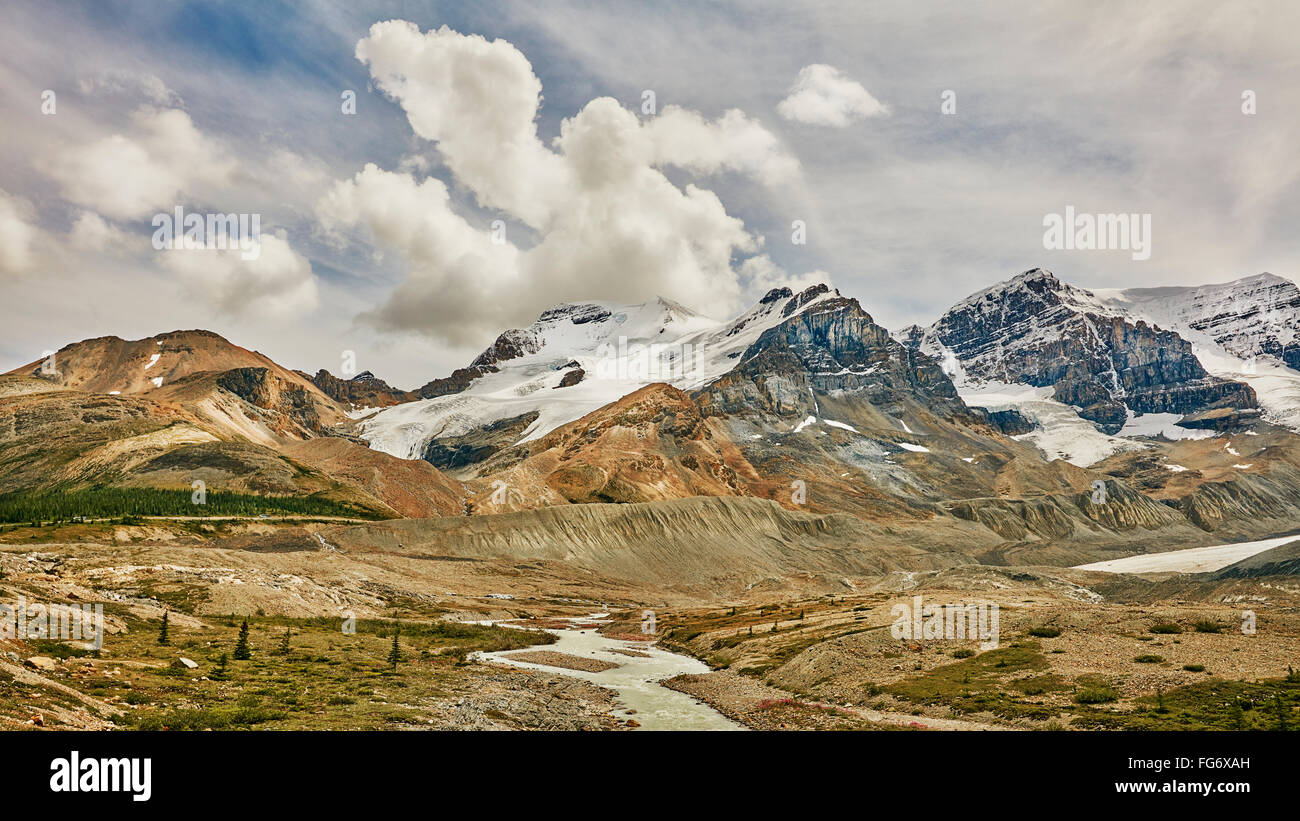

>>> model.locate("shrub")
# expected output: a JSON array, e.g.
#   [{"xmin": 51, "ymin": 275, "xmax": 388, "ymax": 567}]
[
  {"xmin": 1027, "ymin": 626, "xmax": 1062, "ymax": 638},
  {"xmin": 1149, "ymin": 622, "xmax": 1182, "ymax": 634},
  {"xmin": 1134, "ymin": 654, "xmax": 1164, "ymax": 663},
  {"xmin": 1074, "ymin": 685, "xmax": 1118, "ymax": 704},
  {"xmin": 130, "ymin": 706, "xmax": 285, "ymax": 731},
  {"xmin": 1183, "ymin": 664, "xmax": 1205, "ymax": 672},
  {"xmin": 1192, "ymin": 620, "xmax": 1222, "ymax": 633}
]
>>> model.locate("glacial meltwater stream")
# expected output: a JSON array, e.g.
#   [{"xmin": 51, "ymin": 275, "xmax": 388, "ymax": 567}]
[{"xmin": 476, "ymin": 615, "xmax": 745, "ymax": 731}]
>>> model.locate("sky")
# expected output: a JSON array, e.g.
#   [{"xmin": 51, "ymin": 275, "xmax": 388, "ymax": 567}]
[{"xmin": 0, "ymin": 0, "xmax": 1297, "ymax": 389}]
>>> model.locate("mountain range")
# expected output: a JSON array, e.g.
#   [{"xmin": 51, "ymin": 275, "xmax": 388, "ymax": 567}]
[{"xmin": 5, "ymin": 269, "xmax": 1300, "ymax": 571}]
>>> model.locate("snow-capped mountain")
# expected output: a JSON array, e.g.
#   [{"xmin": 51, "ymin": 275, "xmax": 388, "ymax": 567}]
[
  {"xmin": 358, "ymin": 270, "xmax": 1298, "ymax": 474},
  {"xmin": 1092, "ymin": 273, "xmax": 1300, "ymax": 370},
  {"xmin": 358, "ymin": 285, "xmax": 849, "ymax": 460},
  {"xmin": 910, "ymin": 268, "xmax": 1257, "ymax": 434},
  {"xmin": 1090, "ymin": 273, "xmax": 1300, "ymax": 431}
]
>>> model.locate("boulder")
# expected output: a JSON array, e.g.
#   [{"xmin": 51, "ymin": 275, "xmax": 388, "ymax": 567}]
[{"xmin": 24, "ymin": 656, "xmax": 57, "ymax": 672}]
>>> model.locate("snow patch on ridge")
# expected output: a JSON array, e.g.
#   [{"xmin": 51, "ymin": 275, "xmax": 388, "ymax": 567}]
[
  {"xmin": 360, "ymin": 287, "xmax": 842, "ymax": 459},
  {"xmin": 958, "ymin": 381, "xmax": 1145, "ymax": 467}
]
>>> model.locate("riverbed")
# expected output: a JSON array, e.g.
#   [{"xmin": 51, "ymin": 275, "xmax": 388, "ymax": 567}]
[{"xmin": 475, "ymin": 615, "xmax": 745, "ymax": 731}]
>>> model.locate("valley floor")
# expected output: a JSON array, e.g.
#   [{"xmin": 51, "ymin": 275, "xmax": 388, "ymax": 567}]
[{"xmin": 1, "ymin": 517, "xmax": 1298, "ymax": 732}]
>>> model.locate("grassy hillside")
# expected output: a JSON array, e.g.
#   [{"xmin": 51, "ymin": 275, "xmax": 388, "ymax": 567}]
[{"xmin": 0, "ymin": 487, "xmax": 393, "ymax": 524}]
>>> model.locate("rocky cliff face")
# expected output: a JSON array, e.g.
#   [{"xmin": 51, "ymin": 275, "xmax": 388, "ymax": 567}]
[
  {"xmin": 215, "ymin": 367, "xmax": 339, "ymax": 436},
  {"xmin": 698, "ymin": 286, "xmax": 967, "ymax": 420},
  {"xmin": 308, "ymin": 369, "xmax": 414, "ymax": 407},
  {"xmin": 1095, "ymin": 273, "xmax": 1300, "ymax": 370},
  {"xmin": 921, "ymin": 269, "xmax": 1257, "ymax": 432}
]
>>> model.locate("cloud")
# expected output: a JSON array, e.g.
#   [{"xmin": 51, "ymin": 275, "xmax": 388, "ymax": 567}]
[
  {"xmin": 355, "ymin": 22, "xmax": 565, "ymax": 229},
  {"xmin": 0, "ymin": 190, "xmax": 36, "ymax": 274},
  {"xmin": 777, "ymin": 64, "xmax": 889, "ymax": 127},
  {"xmin": 646, "ymin": 106, "xmax": 800, "ymax": 185},
  {"xmin": 328, "ymin": 21, "xmax": 799, "ymax": 345},
  {"xmin": 2, "ymin": 1, "xmax": 1298, "ymax": 389},
  {"xmin": 163, "ymin": 231, "xmax": 319, "ymax": 319},
  {"xmin": 318, "ymin": 163, "xmax": 522, "ymax": 343},
  {"xmin": 77, "ymin": 69, "xmax": 183, "ymax": 107},
  {"xmin": 69, "ymin": 211, "xmax": 135, "ymax": 253},
  {"xmin": 41, "ymin": 106, "xmax": 233, "ymax": 220},
  {"xmin": 739, "ymin": 254, "xmax": 831, "ymax": 295}
]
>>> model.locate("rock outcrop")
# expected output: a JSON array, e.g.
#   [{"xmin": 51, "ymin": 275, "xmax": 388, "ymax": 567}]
[
  {"xmin": 920, "ymin": 269, "xmax": 1257, "ymax": 432},
  {"xmin": 697, "ymin": 287, "xmax": 968, "ymax": 421},
  {"xmin": 307, "ymin": 369, "xmax": 414, "ymax": 407}
]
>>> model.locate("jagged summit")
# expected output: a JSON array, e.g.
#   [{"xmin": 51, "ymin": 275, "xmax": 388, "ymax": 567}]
[
  {"xmin": 359, "ymin": 284, "xmax": 846, "ymax": 459},
  {"xmin": 1092, "ymin": 272, "xmax": 1300, "ymax": 371},
  {"xmin": 916, "ymin": 269, "xmax": 1259, "ymax": 433}
]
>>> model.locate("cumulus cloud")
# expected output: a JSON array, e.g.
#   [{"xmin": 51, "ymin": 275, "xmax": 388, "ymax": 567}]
[
  {"xmin": 328, "ymin": 21, "xmax": 800, "ymax": 345},
  {"xmin": 739, "ymin": 254, "xmax": 831, "ymax": 295},
  {"xmin": 42, "ymin": 106, "xmax": 233, "ymax": 220},
  {"xmin": 318, "ymin": 163, "xmax": 523, "ymax": 342},
  {"xmin": 355, "ymin": 22, "xmax": 566, "ymax": 229},
  {"xmin": 69, "ymin": 211, "xmax": 135, "ymax": 253},
  {"xmin": 0, "ymin": 190, "xmax": 36, "ymax": 274},
  {"xmin": 163, "ymin": 232, "xmax": 319, "ymax": 319},
  {"xmin": 646, "ymin": 106, "xmax": 800, "ymax": 185},
  {"xmin": 777, "ymin": 64, "xmax": 888, "ymax": 127}
]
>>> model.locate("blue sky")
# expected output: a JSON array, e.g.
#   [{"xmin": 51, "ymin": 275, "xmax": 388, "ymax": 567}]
[{"xmin": 1, "ymin": 1, "xmax": 1296, "ymax": 387}]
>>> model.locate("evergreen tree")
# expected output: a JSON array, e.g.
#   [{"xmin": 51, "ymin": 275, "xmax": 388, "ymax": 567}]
[
  {"xmin": 213, "ymin": 653, "xmax": 229, "ymax": 680},
  {"xmin": 387, "ymin": 623, "xmax": 401, "ymax": 671},
  {"xmin": 277, "ymin": 625, "xmax": 291, "ymax": 655},
  {"xmin": 233, "ymin": 618, "xmax": 252, "ymax": 660},
  {"xmin": 157, "ymin": 611, "xmax": 170, "ymax": 646},
  {"xmin": 1230, "ymin": 698, "xmax": 1245, "ymax": 730}
]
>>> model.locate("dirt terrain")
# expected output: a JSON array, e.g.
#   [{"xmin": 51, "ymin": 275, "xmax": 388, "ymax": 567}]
[{"xmin": 2, "ymin": 513, "xmax": 1297, "ymax": 731}]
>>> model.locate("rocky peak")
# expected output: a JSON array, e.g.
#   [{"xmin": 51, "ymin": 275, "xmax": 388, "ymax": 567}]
[
  {"xmin": 1094, "ymin": 271, "xmax": 1300, "ymax": 370},
  {"xmin": 698, "ymin": 291, "xmax": 964, "ymax": 419},
  {"xmin": 468, "ymin": 329, "xmax": 542, "ymax": 371},
  {"xmin": 537, "ymin": 303, "xmax": 613, "ymax": 325},
  {"xmin": 782, "ymin": 283, "xmax": 835, "ymax": 317},
  {"xmin": 924, "ymin": 269, "xmax": 1259, "ymax": 433},
  {"xmin": 309, "ymin": 368, "xmax": 412, "ymax": 408},
  {"xmin": 893, "ymin": 324, "xmax": 925, "ymax": 349}
]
